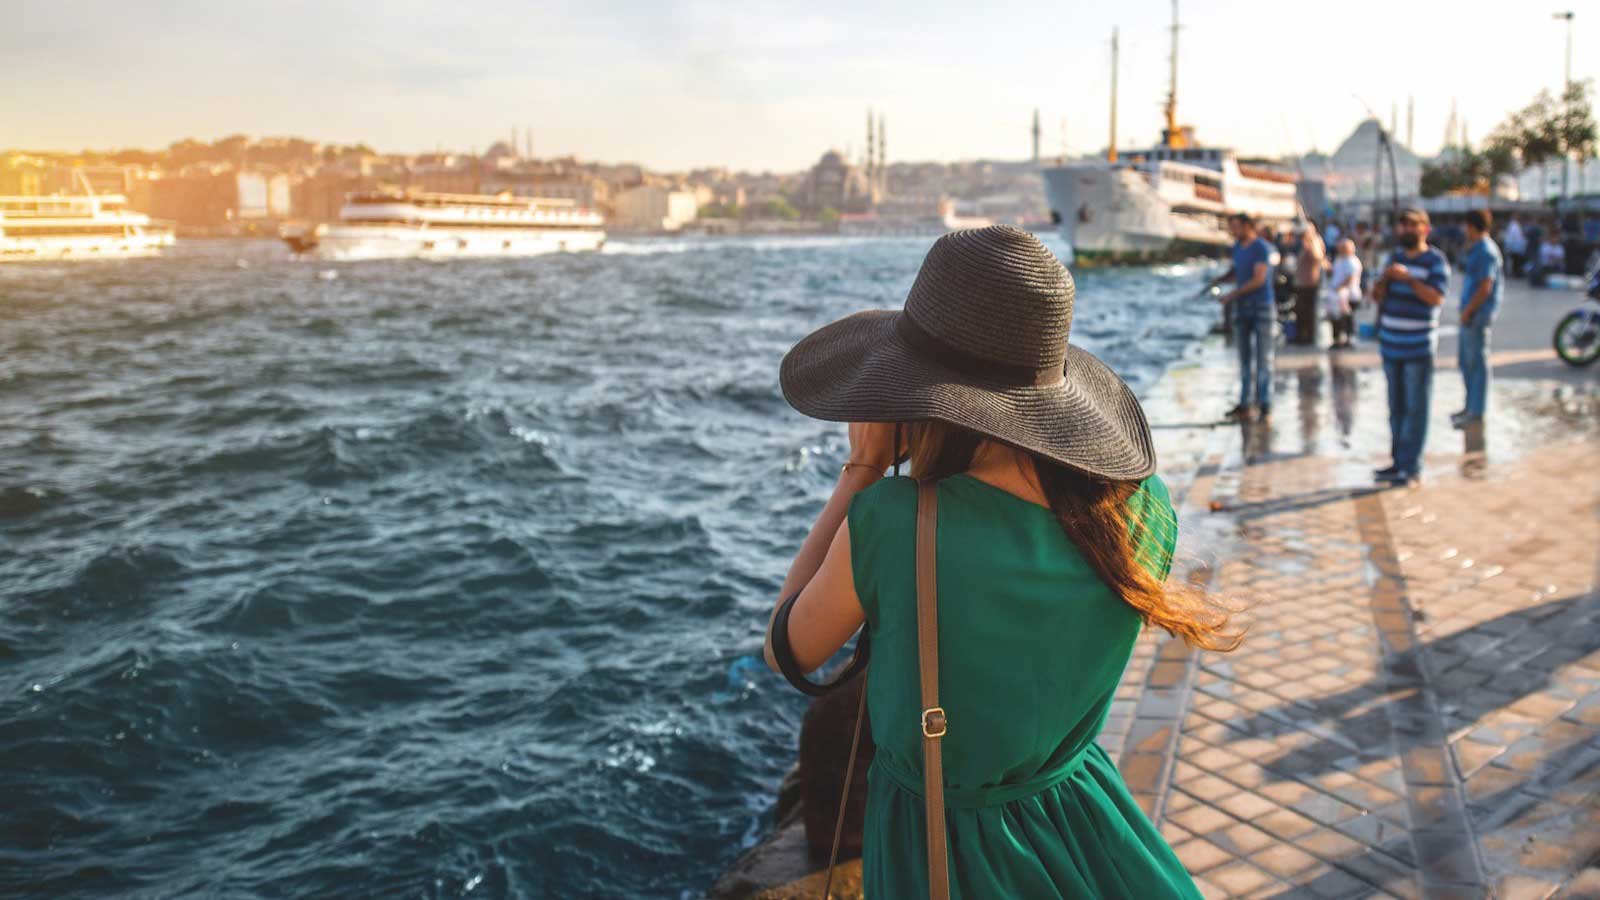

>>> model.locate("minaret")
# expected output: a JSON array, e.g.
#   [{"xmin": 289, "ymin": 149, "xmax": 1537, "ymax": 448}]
[
  {"xmin": 1390, "ymin": 102, "xmax": 1398, "ymax": 140},
  {"xmin": 866, "ymin": 108, "xmax": 876, "ymax": 185},
  {"xmin": 1406, "ymin": 96, "xmax": 1414, "ymax": 150},
  {"xmin": 877, "ymin": 113, "xmax": 887, "ymax": 196},
  {"xmin": 1032, "ymin": 109, "xmax": 1041, "ymax": 164},
  {"xmin": 1108, "ymin": 27, "xmax": 1120, "ymax": 163}
]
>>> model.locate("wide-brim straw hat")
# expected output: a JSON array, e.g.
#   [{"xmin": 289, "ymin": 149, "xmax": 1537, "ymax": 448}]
[{"xmin": 779, "ymin": 224, "xmax": 1155, "ymax": 482}]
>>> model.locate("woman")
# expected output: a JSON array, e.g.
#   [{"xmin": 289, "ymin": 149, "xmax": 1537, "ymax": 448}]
[
  {"xmin": 1290, "ymin": 222, "xmax": 1327, "ymax": 345},
  {"xmin": 762, "ymin": 226, "xmax": 1238, "ymax": 898},
  {"xmin": 1326, "ymin": 238, "xmax": 1363, "ymax": 349}
]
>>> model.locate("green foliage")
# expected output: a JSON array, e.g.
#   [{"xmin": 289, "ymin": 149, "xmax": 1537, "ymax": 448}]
[
  {"xmin": 758, "ymin": 197, "xmax": 799, "ymax": 220},
  {"xmin": 1423, "ymin": 80, "xmax": 1597, "ymax": 197},
  {"xmin": 1560, "ymin": 79, "xmax": 1599, "ymax": 163},
  {"xmin": 818, "ymin": 207, "xmax": 840, "ymax": 227},
  {"xmin": 697, "ymin": 202, "xmax": 743, "ymax": 219}
]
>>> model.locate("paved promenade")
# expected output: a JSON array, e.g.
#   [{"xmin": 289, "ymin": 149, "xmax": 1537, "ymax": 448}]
[
  {"xmin": 714, "ymin": 280, "xmax": 1598, "ymax": 899},
  {"xmin": 1107, "ymin": 279, "xmax": 1599, "ymax": 899}
]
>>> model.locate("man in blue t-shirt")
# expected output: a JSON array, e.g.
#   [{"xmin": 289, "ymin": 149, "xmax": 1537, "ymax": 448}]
[
  {"xmin": 1372, "ymin": 207, "xmax": 1451, "ymax": 487},
  {"xmin": 1204, "ymin": 212, "xmax": 1276, "ymax": 422},
  {"xmin": 1454, "ymin": 209, "xmax": 1503, "ymax": 429}
]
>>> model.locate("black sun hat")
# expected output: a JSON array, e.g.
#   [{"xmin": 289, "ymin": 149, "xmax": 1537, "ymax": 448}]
[{"xmin": 778, "ymin": 224, "xmax": 1156, "ymax": 481}]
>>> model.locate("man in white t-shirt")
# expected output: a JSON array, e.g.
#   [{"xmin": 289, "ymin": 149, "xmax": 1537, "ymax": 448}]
[
  {"xmin": 1503, "ymin": 215, "xmax": 1527, "ymax": 276},
  {"xmin": 1325, "ymin": 239, "xmax": 1362, "ymax": 348}
]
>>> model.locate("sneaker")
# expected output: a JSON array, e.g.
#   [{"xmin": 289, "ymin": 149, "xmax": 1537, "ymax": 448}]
[
  {"xmin": 1373, "ymin": 465, "xmax": 1400, "ymax": 480},
  {"xmin": 1452, "ymin": 414, "xmax": 1482, "ymax": 431},
  {"xmin": 1224, "ymin": 404, "xmax": 1250, "ymax": 422},
  {"xmin": 1258, "ymin": 404, "xmax": 1272, "ymax": 421},
  {"xmin": 1386, "ymin": 471, "xmax": 1421, "ymax": 488}
]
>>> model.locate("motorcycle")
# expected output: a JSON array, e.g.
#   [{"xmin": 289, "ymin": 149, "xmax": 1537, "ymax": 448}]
[{"xmin": 1552, "ymin": 264, "xmax": 1600, "ymax": 367}]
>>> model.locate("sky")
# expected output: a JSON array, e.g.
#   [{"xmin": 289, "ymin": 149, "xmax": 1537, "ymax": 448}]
[{"xmin": 5, "ymin": 0, "xmax": 1596, "ymax": 172}]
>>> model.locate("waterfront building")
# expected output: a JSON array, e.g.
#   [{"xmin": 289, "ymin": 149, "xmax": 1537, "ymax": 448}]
[
  {"xmin": 145, "ymin": 167, "xmax": 292, "ymax": 231},
  {"xmin": 611, "ymin": 184, "xmax": 698, "ymax": 231}
]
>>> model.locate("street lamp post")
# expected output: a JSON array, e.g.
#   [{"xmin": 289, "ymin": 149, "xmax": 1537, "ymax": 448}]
[{"xmin": 1555, "ymin": 11, "xmax": 1574, "ymax": 199}]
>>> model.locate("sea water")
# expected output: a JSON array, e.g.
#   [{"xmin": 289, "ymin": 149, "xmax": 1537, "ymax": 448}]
[{"xmin": 0, "ymin": 235, "xmax": 1217, "ymax": 898}]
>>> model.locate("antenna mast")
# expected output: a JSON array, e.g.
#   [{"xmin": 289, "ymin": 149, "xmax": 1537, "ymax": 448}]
[{"xmin": 1164, "ymin": 1, "xmax": 1187, "ymax": 148}]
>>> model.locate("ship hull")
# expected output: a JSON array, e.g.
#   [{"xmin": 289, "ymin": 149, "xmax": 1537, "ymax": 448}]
[
  {"xmin": 0, "ymin": 231, "xmax": 174, "ymax": 262},
  {"xmin": 1042, "ymin": 162, "xmax": 1294, "ymax": 266},
  {"xmin": 1042, "ymin": 165, "xmax": 1184, "ymax": 264},
  {"xmin": 285, "ymin": 224, "xmax": 606, "ymax": 260}
]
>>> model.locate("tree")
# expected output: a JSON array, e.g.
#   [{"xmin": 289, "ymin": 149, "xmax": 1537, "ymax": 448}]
[
  {"xmin": 818, "ymin": 207, "xmax": 840, "ymax": 228},
  {"xmin": 1559, "ymin": 79, "xmax": 1598, "ymax": 168},
  {"xmin": 759, "ymin": 197, "xmax": 799, "ymax": 220}
]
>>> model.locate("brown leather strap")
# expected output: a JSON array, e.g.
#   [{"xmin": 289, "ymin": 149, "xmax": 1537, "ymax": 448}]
[
  {"xmin": 821, "ymin": 675, "xmax": 867, "ymax": 900},
  {"xmin": 916, "ymin": 479, "xmax": 950, "ymax": 900}
]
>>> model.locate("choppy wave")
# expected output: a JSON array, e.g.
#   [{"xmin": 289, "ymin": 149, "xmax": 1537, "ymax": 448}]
[{"xmin": 0, "ymin": 236, "xmax": 1214, "ymax": 898}]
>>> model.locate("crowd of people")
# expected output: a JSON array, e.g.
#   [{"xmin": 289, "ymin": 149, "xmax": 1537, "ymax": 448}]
[{"xmin": 1208, "ymin": 206, "xmax": 1508, "ymax": 488}]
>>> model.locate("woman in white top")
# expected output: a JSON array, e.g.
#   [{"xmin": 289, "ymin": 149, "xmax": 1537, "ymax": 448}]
[{"xmin": 1325, "ymin": 239, "xmax": 1362, "ymax": 349}]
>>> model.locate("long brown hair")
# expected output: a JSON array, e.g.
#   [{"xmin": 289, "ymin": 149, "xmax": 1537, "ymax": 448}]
[{"xmin": 901, "ymin": 419, "xmax": 1240, "ymax": 652}]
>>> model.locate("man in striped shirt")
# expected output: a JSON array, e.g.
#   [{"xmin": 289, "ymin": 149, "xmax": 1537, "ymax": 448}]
[{"xmin": 1371, "ymin": 208, "xmax": 1451, "ymax": 487}]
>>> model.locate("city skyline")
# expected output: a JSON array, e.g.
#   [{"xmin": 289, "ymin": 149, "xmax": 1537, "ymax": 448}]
[{"xmin": 6, "ymin": 0, "xmax": 1595, "ymax": 172}]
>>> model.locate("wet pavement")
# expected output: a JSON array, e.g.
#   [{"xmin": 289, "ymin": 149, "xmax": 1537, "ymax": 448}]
[{"xmin": 1114, "ymin": 281, "xmax": 1600, "ymax": 899}]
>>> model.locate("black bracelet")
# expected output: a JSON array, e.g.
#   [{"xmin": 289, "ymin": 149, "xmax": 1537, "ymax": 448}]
[{"xmin": 770, "ymin": 590, "xmax": 870, "ymax": 697}]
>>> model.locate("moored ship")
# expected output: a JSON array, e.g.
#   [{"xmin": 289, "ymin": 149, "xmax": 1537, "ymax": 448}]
[
  {"xmin": 1039, "ymin": 4, "xmax": 1300, "ymax": 264},
  {"xmin": 282, "ymin": 189, "xmax": 606, "ymax": 260},
  {"xmin": 0, "ymin": 190, "xmax": 175, "ymax": 262}
]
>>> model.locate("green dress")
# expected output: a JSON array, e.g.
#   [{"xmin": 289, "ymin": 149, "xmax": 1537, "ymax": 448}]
[{"xmin": 847, "ymin": 473, "xmax": 1200, "ymax": 899}]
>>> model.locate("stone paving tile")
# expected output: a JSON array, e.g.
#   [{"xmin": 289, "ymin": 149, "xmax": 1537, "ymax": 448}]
[{"xmin": 1122, "ymin": 351, "xmax": 1600, "ymax": 897}]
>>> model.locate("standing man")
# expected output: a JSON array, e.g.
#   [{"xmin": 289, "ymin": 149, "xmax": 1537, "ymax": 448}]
[
  {"xmin": 1503, "ymin": 214, "xmax": 1527, "ymax": 277},
  {"xmin": 1292, "ymin": 221, "xmax": 1327, "ymax": 345},
  {"xmin": 1454, "ymin": 209, "xmax": 1503, "ymax": 430},
  {"xmin": 1205, "ymin": 213, "xmax": 1276, "ymax": 421},
  {"xmin": 1372, "ymin": 207, "xmax": 1451, "ymax": 487}
]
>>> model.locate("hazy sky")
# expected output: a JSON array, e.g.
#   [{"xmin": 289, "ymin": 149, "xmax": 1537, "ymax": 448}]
[{"xmin": 7, "ymin": 0, "xmax": 1595, "ymax": 171}]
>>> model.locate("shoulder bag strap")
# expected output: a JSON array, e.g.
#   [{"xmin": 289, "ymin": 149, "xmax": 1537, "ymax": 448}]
[
  {"xmin": 820, "ymin": 673, "xmax": 867, "ymax": 900},
  {"xmin": 916, "ymin": 478, "xmax": 950, "ymax": 900}
]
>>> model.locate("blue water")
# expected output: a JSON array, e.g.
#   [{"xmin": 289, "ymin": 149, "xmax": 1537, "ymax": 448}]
[{"xmin": 0, "ymin": 235, "xmax": 1215, "ymax": 898}]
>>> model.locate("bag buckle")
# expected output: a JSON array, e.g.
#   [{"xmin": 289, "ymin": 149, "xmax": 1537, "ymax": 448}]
[{"xmin": 921, "ymin": 707, "xmax": 947, "ymax": 739}]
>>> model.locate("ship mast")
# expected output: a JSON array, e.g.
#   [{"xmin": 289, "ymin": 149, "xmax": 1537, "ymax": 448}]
[
  {"xmin": 1163, "ymin": 0, "xmax": 1187, "ymax": 149},
  {"xmin": 1108, "ymin": 27, "xmax": 1119, "ymax": 163}
]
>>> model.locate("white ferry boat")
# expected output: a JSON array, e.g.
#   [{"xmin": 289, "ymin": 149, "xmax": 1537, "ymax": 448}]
[
  {"xmin": 1039, "ymin": 6, "xmax": 1300, "ymax": 264},
  {"xmin": 0, "ymin": 192, "xmax": 175, "ymax": 262},
  {"xmin": 282, "ymin": 190, "xmax": 606, "ymax": 260}
]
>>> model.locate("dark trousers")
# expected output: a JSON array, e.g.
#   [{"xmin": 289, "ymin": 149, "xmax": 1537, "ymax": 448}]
[
  {"xmin": 1508, "ymin": 251, "xmax": 1526, "ymax": 278},
  {"xmin": 1329, "ymin": 313, "xmax": 1355, "ymax": 345},
  {"xmin": 1292, "ymin": 285, "xmax": 1319, "ymax": 344}
]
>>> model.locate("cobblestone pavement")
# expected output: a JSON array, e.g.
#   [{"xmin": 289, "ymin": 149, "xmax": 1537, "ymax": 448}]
[{"xmin": 1118, "ymin": 348, "xmax": 1600, "ymax": 900}]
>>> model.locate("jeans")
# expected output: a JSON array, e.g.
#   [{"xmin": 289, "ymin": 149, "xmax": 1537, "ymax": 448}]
[
  {"xmin": 1383, "ymin": 355, "xmax": 1434, "ymax": 474},
  {"xmin": 1458, "ymin": 322, "xmax": 1491, "ymax": 417},
  {"xmin": 1233, "ymin": 305, "xmax": 1275, "ymax": 408}
]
